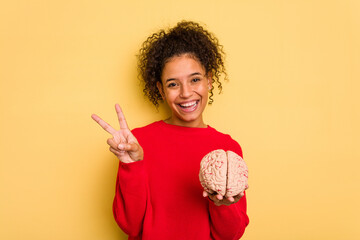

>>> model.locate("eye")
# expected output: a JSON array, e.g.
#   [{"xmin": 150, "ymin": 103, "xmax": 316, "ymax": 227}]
[
  {"xmin": 167, "ymin": 82, "xmax": 177, "ymax": 88},
  {"xmin": 192, "ymin": 78, "xmax": 201, "ymax": 83}
]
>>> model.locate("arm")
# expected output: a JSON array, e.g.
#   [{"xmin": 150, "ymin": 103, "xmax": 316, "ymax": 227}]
[
  {"xmin": 113, "ymin": 160, "xmax": 147, "ymax": 237},
  {"xmin": 208, "ymin": 192, "xmax": 249, "ymax": 240},
  {"xmin": 92, "ymin": 104, "xmax": 146, "ymax": 237},
  {"xmin": 208, "ymin": 138, "xmax": 249, "ymax": 239}
]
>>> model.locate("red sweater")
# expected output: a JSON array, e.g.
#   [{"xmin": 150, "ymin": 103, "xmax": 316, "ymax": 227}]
[{"xmin": 113, "ymin": 121, "xmax": 249, "ymax": 240}]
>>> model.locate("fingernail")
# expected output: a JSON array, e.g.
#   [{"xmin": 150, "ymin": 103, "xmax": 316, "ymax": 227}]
[{"xmin": 118, "ymin": 144, "xmax": 124, "ymax": 149}]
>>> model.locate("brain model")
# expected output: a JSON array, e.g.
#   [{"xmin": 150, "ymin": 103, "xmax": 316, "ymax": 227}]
[{"xmin": 199, "ymin": 149, "xmax": 248, "ymax": 197}]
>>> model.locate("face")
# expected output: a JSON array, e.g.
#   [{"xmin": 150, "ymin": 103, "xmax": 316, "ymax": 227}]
[{"xmin": 157, "ymin": 54, "xmax": 212, "ymax": 128}]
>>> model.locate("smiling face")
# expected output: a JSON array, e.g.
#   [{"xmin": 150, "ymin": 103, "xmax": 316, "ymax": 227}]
[{"xmin": 157, "ymin": 54, "xmax": 212, "ymax": 128}]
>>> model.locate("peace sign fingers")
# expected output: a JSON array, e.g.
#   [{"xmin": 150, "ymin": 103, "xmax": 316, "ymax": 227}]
[
  {"xmin": 91, "ymin": 114, "xmax": 117, "ymax": 135},
  {"xmin": 115, "ymin": 104, "xmax": 129, "ymax": 130},
  {"xmin": 92, "ymin": 104, "xmax": 144, "ymax": 163}
]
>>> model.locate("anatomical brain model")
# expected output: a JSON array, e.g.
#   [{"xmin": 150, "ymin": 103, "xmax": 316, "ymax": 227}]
[{"xmin": 199, "ymin": 149, "xmax": 248, "ymax": 197}]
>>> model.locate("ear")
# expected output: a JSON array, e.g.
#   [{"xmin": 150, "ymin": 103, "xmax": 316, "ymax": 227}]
[
  {"xmin": 206, "ymin": 72, "xmax": 213, "ymax": 91},
  {"xmin": 156, "ymin": 81, "xmax": 165, "ymax": 99}
]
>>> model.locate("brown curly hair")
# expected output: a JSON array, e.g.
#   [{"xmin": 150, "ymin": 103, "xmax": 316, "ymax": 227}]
[{"xmin": 137, "ymin": 20, "xmax": 227, "ymax": 107}]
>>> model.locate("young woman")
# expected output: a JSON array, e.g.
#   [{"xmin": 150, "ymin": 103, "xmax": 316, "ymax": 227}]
[{"xmin": 92, "ymin": 21, "xmax": 249, "ymax": 240}]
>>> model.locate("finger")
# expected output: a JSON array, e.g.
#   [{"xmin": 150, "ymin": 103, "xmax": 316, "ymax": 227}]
[
  {"xmin": 107, "ymin": 138, "xmax": 119, "ymax": 149},
  {"xmin": 118, "ymin": 142, "xmax": 139, "ymax": 152},
  {"xmin": 227, "ymin": 196, "xmax": 235, "ymax": 202},
  {"xmin": 91, "ymin": 114, "xmax": 116, "ymax": 135},
  {"xmin": 109, "ymin": 147, "xmax": 125, "ymax": 156},
  {"xmin": 203, "ymin": 191, "xmax": 209, "ymax": 197},
  {"xmin": 231, "ymin": 193, "xmax": 244, "ymax": 203},
  {"xmin": 216, "ymin": 194, "xmax": 223, "ymax": 200},
  {"xmin": 115, "ymin": 104, "xmax": 129, "ymax": 129}
]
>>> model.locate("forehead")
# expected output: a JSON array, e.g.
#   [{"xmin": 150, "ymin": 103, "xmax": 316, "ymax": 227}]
[{"xmin": 161, "ymin": 55, "xmax": 205, "ymax": 79}]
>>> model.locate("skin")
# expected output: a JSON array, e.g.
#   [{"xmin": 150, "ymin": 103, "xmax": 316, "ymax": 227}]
[
  {"xmin": 91, "ymin": 104, "xmax": 143, "ymax": 163},
  {"xmin": 91, "ymin": 53, "xmax": 244, "ymax": 206},
  {"xmin": 156, "ymin": 54, "xmax": 211, "ymax": 128}
]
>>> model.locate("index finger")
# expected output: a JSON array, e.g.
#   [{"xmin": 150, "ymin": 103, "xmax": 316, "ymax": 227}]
[
  {"xmin": 91, "ymin": 114, "xmax": 117, "ymax": 135},
  {"xmin": 115, "ymin": 104, "xmax": 129, "ymax": 129}
]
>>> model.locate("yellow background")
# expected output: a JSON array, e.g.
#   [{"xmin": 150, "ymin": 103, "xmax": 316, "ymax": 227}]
[{"xmin": 1, "ymin": 0, "xmax": 359, "ymax": 239}]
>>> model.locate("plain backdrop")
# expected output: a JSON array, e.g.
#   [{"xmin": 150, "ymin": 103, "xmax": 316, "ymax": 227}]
[{"xmin": 1, "ymin": 0, "xmax": 359, "ymax": 239}]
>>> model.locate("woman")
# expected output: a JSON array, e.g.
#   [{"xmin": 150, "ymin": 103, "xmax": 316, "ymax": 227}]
[{"xmin": 92, "ymin": 21, "xmax": 249, "ymax": 240}]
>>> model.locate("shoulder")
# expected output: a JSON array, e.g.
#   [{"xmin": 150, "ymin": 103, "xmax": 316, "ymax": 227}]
[
  {"xmin": 208, "ymin": 126, "xmax": 243, "ymax": 158},
  {"xmin": 207, "ymin": 126, "xmax": 237, "ymax": 144},
  {"xmin": 131, "ymin": 120, "xmax": 162, "ymax": 137}
]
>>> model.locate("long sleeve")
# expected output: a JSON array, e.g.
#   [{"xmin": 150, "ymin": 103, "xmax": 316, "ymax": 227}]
[
  {"xmin": 208, "ymin": 136, "xmax": 249, "ymax": 239},
  {"xmin": 208, "ymin": 193, "xmax": 249, "ymax": 239},
  {"xmin": 113, "ymin": 160, "xmax": 147, "ymax": 238},
  {"xmin": 111, "ymin": 121, "xmax": 249, "ymax": 239}
]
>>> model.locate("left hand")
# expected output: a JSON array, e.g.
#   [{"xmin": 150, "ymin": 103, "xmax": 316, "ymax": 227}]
[{"xmin": 203, "ymin": 191, "xmax": 245, "ymax": 206}]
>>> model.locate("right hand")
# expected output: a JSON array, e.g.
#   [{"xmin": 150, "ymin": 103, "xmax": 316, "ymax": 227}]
[{"xmin": 91, "ymin": 104, "xmax": 144, "ymax": 163}]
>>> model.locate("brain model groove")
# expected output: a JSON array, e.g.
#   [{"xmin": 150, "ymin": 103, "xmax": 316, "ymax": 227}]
[{"xmin": 199, "ymin": 149, "xmax": 248, "ymax": 197}]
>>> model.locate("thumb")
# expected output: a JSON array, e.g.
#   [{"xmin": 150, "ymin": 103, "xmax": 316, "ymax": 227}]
[
  {"xmin": 203, "ymin": 191, "xmax": 209, "ymax": 197},
  {"xmin": 118, "ymin": 142, "xmax": 139, "ymax": 152}
]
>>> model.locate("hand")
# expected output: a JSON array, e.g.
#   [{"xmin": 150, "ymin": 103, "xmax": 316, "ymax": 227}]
[
  {"xmin": 91, "ymin": 104, "xmax": 144, "ymax": 163},
  {"xmin": 203, "ymin": 191, "xmax": 245, "ymax": 206}
]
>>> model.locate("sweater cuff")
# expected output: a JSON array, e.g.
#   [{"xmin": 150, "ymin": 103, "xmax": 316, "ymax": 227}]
[
  {"xmin": 118, "ymin": 160, "xmax": 146, "ymax": 194},
  {"xmin": 119, "ymin": 159, "xmax": 145, "ymax": 171}
]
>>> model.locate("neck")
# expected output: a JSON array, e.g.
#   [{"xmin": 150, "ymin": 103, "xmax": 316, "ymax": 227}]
[{"xmin": 164, "ymin": 117, "xmax": 207, "ymax": 128}]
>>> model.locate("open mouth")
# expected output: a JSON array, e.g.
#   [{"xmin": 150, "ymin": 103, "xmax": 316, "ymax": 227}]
[{"xmin": 178, "ymin": 100, "xmax": 199, "ymax": 112}]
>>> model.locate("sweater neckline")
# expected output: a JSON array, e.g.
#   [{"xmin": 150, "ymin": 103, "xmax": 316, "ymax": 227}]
[{"xmin": 157, "ymin": 120, "xmax": 214, "ymax": 134}]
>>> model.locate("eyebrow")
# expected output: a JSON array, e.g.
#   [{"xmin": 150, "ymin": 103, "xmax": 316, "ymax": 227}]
[{"xmin": 165, "ymin": 72, "xmax": 202, "ymax": 83}]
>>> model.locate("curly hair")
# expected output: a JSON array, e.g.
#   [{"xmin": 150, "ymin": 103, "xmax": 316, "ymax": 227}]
[{"xmin": 137, "ymin": 20, "xmax": 227, "ymax": 107}]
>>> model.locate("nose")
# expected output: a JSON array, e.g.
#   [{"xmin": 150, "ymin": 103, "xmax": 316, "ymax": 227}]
[{"xmin": 179, "ymin": 83, "xmax": 193, "ymax": 98}]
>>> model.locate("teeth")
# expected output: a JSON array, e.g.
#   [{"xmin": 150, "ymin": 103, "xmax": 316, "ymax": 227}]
[{"xmin": 180, "ymin": 101, "xmax": 197, "ymax": 107}]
